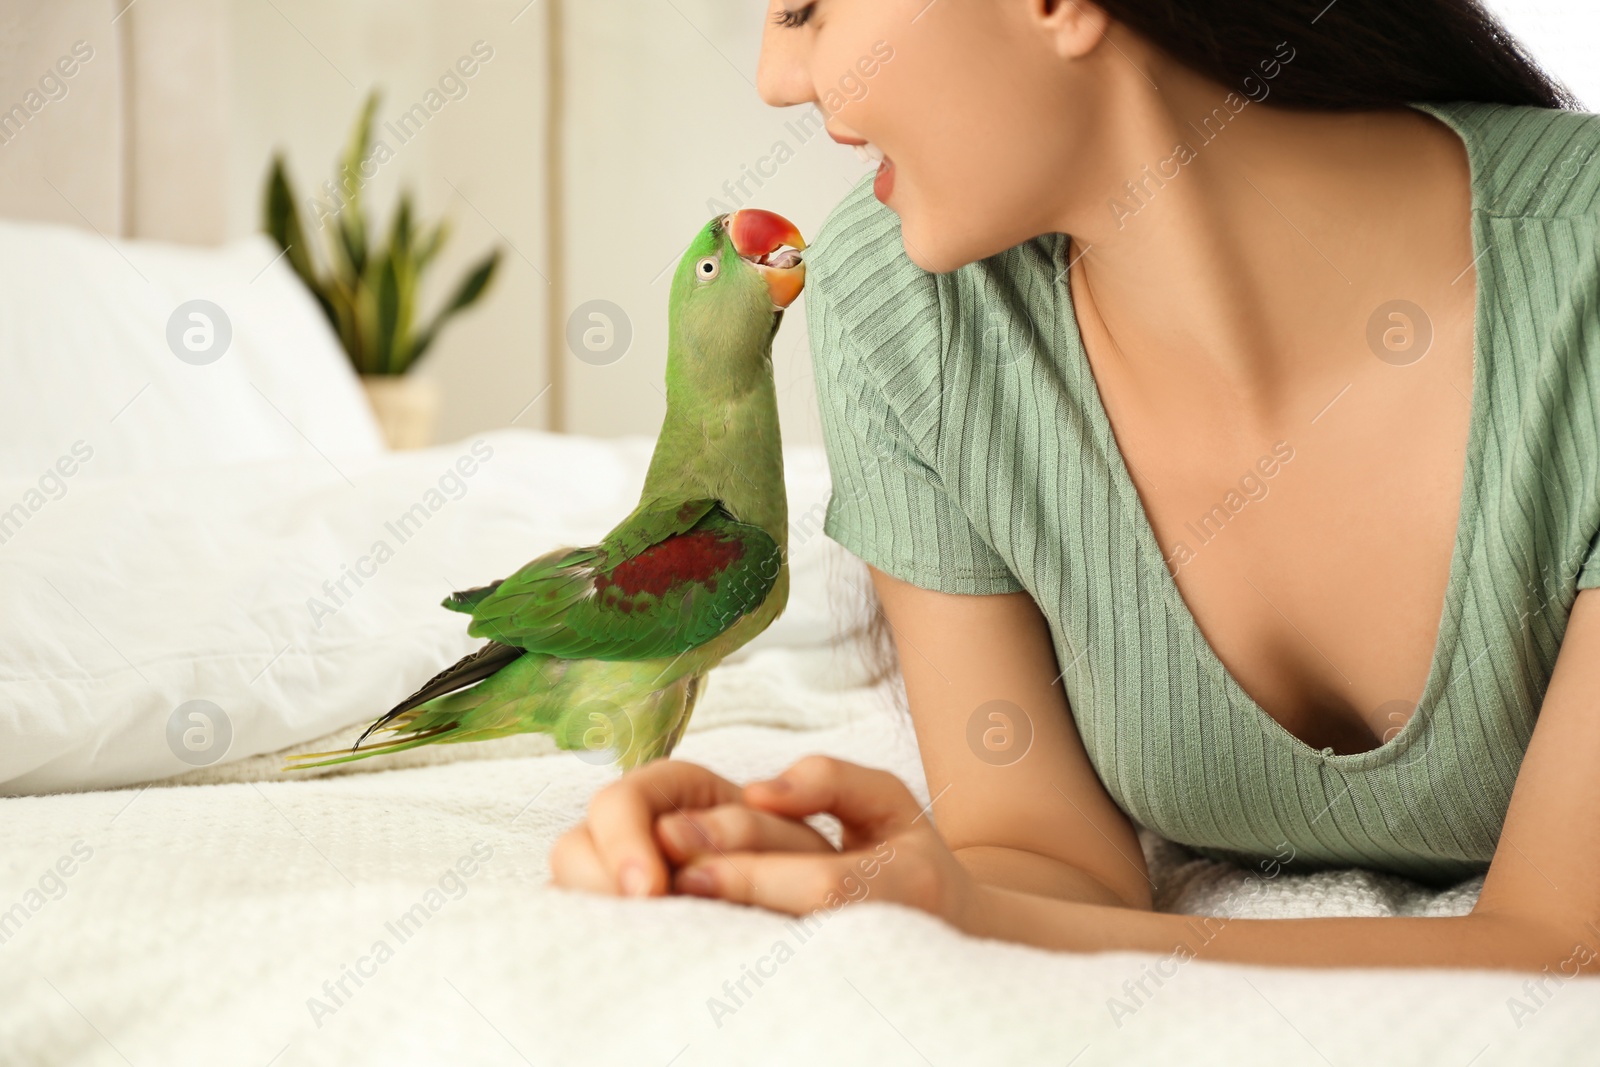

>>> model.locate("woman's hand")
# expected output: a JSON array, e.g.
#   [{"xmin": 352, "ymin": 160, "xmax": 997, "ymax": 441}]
[
  {"xmin": 547, "ymin": 758, "xmax": 833, "ymax": 897},
  {"xmin": 548, "ymin": 758, "xmax": 735, "ymax": 897},
  {"xmin": 664, "ymin": 755, "xmax": 981, "ymax": 929},
  {"xmin": 549, "ymin": 754, "xmax": 982, "ymax": 933}
]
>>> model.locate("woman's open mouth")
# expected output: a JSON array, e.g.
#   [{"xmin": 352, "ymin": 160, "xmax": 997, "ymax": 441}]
[{"xmin": 854, "ymin": 142, "xmax": 895, "ymax": 202}]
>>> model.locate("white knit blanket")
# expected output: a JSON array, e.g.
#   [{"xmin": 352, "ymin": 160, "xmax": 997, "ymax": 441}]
[
  {"xmin": 2, "ymin": 431, "xmax": 1594, "ymax": 1064},
  {"xmin": 3, "ymin": 634, "xmax": 1595, "ymax": 1066}
]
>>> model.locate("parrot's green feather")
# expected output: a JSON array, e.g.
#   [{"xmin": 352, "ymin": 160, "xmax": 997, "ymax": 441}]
[
  {"xmin": 461, "ymin": 503, "xmax": 780, "ymax": 661},
  {"xmin": 284, "ymin": 649, "xmax": 713, "ymax": 770},
  {"xmin": 284, "ymin": 210, "xmax": 797, "ymax": 775},
  {"xmin": 442, "ymin": 581, "xmax": 502, "ymax": 613}
]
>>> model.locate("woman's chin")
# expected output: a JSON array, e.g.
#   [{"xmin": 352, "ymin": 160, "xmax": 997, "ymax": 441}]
[{"xmin": 898, "ymin": 221, "xmax": 997, "ymax": 276}]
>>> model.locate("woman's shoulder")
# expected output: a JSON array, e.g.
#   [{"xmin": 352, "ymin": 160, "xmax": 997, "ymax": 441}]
[{"xmin": 1415, "ymin": 100, "xmax": 1600, "ymax": 220}]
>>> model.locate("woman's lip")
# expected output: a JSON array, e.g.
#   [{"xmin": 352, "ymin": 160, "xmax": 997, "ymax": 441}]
[
  {"xmin": 873, "ymin": 156, "xmax": 895, "ymax": 202},
  {"xmin": 826, "ymin": 127, "xmax": 891, "ymax": 199}
]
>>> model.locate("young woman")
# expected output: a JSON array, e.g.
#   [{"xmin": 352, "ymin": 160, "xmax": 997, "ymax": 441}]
[{"xmin": 550, "ymin": 0, "xmax": 1600, "ymax": 972}]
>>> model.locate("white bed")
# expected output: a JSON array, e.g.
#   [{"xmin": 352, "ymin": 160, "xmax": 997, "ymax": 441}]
[{"xmin": 2, "ymin": 218, "xmax": 1598, "ymax": 1067}]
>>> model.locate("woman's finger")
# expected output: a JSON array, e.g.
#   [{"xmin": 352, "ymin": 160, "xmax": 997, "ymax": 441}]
[
  {"xmin": 655, "ymin": 802, "xmax": 835, "ymax": 865},
  {"xmin": 672, "ymin": 845, "xmax": 900, "ymax": 916},
  {"xmin": 586, "ymin": 759, "xmax": 742, "ymax": 897},
  {"xmin": 547, "ymin": 824, "xmax": 614, "ymax": 894},
  {"xmin": 739, "ymin": 755, "xmax": 924, "ymax": 850}
]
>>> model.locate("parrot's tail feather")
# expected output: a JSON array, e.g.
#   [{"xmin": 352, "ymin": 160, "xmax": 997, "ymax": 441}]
[
  {"xmin": 442, "ymin": 579, "xmax": 505, "ymax": 614},
  {"xmin": 282, "ymin": 723, "xmax": 461, "ymax": 771},
  {"xmin": 352, "ymin": 641, "xmax": 524, "ymax": 752}
]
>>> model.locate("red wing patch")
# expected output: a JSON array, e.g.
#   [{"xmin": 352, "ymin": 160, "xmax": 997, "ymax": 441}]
[{"xmin": 594, "ymin": 530, "xmax": 747, "ymax": 599}]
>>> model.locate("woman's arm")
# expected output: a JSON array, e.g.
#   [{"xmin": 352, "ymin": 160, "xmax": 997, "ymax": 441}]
[
  {"xmin": 866, "ymin": 564, "xmax": 1155, "ymax": 911},
  {"xmin": 675, "ymin": 570, "xmax": 1600, "ymax": 974},
  {"xmin": 913, "ymin": 570, "xmax": 1600, "ymax": 969},
  {"xmin": 965, "ymin": 571, "xmax": 1600, "ymax": 967}
]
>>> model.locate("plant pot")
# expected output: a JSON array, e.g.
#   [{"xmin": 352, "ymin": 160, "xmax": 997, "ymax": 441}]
[{"xmin": 361, "ymin": 375, "xmax": 440, "ymax": 450}]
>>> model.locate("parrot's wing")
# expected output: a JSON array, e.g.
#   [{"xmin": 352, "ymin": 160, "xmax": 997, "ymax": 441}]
[{"xmin": 454, "ymin": 497, "xmax": 781, "ymax": 661}]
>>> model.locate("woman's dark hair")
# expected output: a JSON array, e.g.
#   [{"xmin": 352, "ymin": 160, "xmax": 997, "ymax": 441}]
[{"xmin": 1088, "ymin": 0, "xmax": 1580, "ymax": 110}]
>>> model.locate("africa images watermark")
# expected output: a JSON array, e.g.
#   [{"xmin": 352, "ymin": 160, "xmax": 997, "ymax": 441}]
[
  {"xmin": 0, "ymin": 40, "xmax": 95, "ymax": 147},
  {"xmin": 0, "ymin": 841, "xmax": 95, "ymax": 947},
  {"xmin": 1105, "ymin": 841, "xmax": 1294, "ymax": 1027},
  {"xmin": 1160, "ymin": 441, "xmax": 1296, "ymax": 575},
  {"xmin": 305, "ymin": 840, "xmax": 495, "ymax": 1028},
  {"xmin": 305, "ymin": 440, "xmax": 495, "ymax": 629},
  {"xmin": 1104, "ymin": 913, "xmax": 1229, "ymax": 1027},
  {"xmin": 1107, "ymin": 40, "xmax": 1298, "ymax": 231},
  {"xmin": 1504, "ymin": 922, "xmax": 1600, "ymax": 1030},
  {"xmin": 704, "ymin": 39, "xmax": 895, "ymax": 215},
  {"xmin": 704, "ymin": 841, "xmax": 896, "ymax": 1029},
  {"xmin": 0, "ymin": 440, "xmax": 95, "ymax": 547},
  {"xmin": 308, "ymin": 41, "xmax": 496, "ymax": 230}
]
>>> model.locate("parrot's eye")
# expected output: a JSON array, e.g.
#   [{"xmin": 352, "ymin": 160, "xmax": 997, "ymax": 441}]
[{"xmin": 695, "ymin": 256, "xmax": 720, "ymax": 281}]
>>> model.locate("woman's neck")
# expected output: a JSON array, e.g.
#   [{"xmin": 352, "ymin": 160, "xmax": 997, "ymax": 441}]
[{"xmin": 1052, "ymin": 56, "xmax": 1474, "ymax": 427}]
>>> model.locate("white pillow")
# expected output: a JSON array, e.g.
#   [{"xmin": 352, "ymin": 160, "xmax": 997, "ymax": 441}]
[{"xmin": 0, "ymin": 219, "xmax": 384, "ymax": 481}]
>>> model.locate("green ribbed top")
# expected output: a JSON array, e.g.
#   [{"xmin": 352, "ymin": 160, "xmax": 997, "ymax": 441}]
[{"xmin": 807, "ymin": 101, "xmax": 1600, "ymax": 885}]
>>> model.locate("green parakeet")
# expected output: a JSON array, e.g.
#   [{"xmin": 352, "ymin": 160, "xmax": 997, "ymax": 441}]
[{"xmin": 286, "ymin": 208, "xmax": 806, "ymax": 772}]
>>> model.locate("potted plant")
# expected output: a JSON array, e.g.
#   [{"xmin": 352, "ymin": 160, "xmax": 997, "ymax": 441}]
[{"xmin": 262, "ymin": 91, "xmax": 501, "ymax": 449}]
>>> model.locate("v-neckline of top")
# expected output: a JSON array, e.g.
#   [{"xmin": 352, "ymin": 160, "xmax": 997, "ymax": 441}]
[{"xmin": 1050, "ymin": 100, "xmax": 1492, "ymax": 769}]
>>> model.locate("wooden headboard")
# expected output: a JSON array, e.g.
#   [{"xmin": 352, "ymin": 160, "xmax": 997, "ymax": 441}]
[{"xmin": 0, "ymin": 0, "xmax": 227, "ymax": 243}]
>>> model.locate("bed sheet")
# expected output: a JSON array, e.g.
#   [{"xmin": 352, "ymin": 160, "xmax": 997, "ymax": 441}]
[{"xmin": 3, "ymin": 635, "xmax": 1594, "ymax": 1066}]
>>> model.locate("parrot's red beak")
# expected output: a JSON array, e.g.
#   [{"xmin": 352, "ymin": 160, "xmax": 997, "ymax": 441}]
[{"xmin": 725, "ymin": 209, "xmax": 806, "ymax": 310}]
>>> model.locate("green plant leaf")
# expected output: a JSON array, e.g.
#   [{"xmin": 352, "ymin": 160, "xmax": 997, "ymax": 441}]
[
  {"xmin": 408, "ymin": 249, "xmax": 502, "ymax": 367},
  {"xmin": 415, "ymin": 220, "xmax": 449, "ymax": 272},
  {"xmin": 262, "ymin": 156, "xmax": 340, "ymax": 327},
  {"xmin": 333, "ymin": 90, "xmax": 380, "ymax": 282},
  {"xmin": 263, "ymin": 158, "xmax": 315, "ymax": 284},
  {"xmin": 389, "ymin": 192, "xmax": 414, "ymax": 265},
  {"xmin": 392, "ymin": 249, "xmax": 421, "ymax": 375},
  {"xmin": 351, "ymin": 264, "xmax": 381, "ymax": 377},
  {"xmin": 261, "ymin": 90, "xmax": 502, "ymax": 379},
  {"xmin": 374, "ymin": 251, "xmax": 400, "ymax": 376}
]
